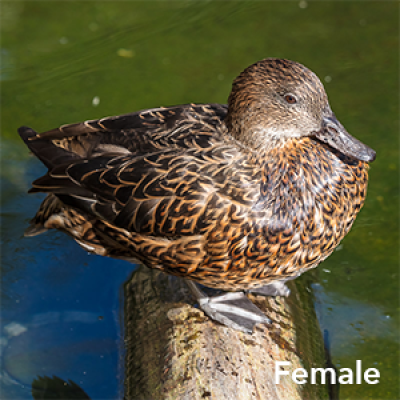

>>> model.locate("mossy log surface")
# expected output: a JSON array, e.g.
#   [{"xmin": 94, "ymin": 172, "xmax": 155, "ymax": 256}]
[{"xmin": 124, "ymin": 266, "xmax": 330, "ymax": 400}]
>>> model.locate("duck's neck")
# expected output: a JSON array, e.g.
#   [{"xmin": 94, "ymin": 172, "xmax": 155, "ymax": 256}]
[{"xmin": 223, "ymin": 121, "xmax": 292, "ymax": 153}]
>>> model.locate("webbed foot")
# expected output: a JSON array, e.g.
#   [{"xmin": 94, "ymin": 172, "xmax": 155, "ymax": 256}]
[
  {"xmin": 186, "ymin": 281, "xmax": 270, "ymax": 334},
  {"xmin": 247, "ymin": 281, "xmax": 291, "ymax": 297},
  {"xmin": 247, "ymin": 273, "xmax": 301, "ymax": 298}
]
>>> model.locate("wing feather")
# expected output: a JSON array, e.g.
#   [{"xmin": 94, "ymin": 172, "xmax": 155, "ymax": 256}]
[{"xmin": 19, "ymin": 104, "xmax": 259, "ymax": 239}]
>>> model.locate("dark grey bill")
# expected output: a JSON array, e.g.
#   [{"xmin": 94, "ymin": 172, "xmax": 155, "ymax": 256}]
[{"xmin": 315, "ymin": 114, "xmax": 376, "ymax": 162}]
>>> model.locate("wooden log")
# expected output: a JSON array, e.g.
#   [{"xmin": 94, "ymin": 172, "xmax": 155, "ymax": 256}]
[{"xmin": 123, "ymin": 266, "xmax": 330, "ymax": 400}]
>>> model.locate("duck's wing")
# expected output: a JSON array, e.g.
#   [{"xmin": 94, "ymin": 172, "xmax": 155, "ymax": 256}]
[
  {"xmin": 18, "ymin": 103, "xmax": 256, "ymax": 238},
  {"xmin": 23, "ymin": 104, "xmax": 228, "ymax": 167}
]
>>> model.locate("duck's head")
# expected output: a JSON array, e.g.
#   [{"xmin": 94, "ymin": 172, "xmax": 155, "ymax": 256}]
[{"xmin": 226, "ymin": 58, "xmax": 376, "ymax": 162}]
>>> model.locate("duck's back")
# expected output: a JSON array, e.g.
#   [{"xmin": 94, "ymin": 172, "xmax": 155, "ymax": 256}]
[{"xmin": 24, "ymin": 104, "xmax": 228, "ymax": 159}]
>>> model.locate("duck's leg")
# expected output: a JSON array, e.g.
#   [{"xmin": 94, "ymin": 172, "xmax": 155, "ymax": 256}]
[
  {"xmin": 186, "ymin": 281, "xmax": 270, "ymax": 334},
  {"xmin": 246, "ymin": 274, "xmax": 301, "ymax": 297}
]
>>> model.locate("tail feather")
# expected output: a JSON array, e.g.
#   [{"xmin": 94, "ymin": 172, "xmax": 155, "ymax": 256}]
[
  {"xmin": 24, "ymin": 225, "xmax": 49, "ymax": 237},
  {"xmin": 24, "ymin": 194, "xmax": 108, "ymax": 256},
  {"xmin": 18, "ymin": 126, "xmax": 81, "ymax": 169},
  {"xmin": 24, "ymin": 194, "xmax": 63, "ymax": 237},
  {"xmin": 29, "ymin": 174, "xmax": 94, "ymax": 198}
]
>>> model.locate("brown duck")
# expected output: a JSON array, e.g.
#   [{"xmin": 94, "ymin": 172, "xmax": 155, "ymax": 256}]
[{"xmin": 19, "ymin": 58, "xmax": 375, "ymax": 332}]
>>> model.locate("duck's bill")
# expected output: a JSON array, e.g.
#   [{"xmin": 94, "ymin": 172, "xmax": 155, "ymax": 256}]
[{"xmin": 315, "ymin": 115, "xmax": 376, "ymax": 162}]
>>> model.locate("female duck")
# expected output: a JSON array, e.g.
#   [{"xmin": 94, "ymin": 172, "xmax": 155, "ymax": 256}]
[{"xmin": 19, "ymin": 58, "xmax": 375, "ymax": 332}]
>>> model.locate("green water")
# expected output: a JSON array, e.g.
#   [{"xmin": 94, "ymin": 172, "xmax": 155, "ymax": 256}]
[{"xmin": 1, "ymin": 2, "xmax": 398, "ymax": 399}]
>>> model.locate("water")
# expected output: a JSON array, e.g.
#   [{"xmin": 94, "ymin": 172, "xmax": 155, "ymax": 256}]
[{"xmin": 1, "ymin": 2, "xmax": 398, "ymax": 399}]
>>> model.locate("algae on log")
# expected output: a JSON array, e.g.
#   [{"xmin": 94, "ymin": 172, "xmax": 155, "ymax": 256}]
[{"xmin": 123, "ymin": 266, "xmax": 330, "ymax": 400}]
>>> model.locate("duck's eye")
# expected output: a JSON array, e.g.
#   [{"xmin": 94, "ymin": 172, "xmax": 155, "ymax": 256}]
[{"xmin": 284, "ymin": 94, "xmax": 297, "ymax": 104}]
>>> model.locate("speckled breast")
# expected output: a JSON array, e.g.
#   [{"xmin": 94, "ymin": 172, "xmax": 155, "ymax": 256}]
[{"xmin": 187, "ymin": 138, "xmax": 370, "ymax": 291}]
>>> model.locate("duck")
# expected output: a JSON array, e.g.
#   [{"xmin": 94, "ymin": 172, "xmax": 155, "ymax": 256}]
[{"xmin": 18, "ymin": 58, "xmax": 376, "ymax": 333}]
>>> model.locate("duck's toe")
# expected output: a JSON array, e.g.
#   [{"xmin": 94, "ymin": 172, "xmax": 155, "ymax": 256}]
[
  {"xmin": 247, "ymin": 273, "xmax": 302, "ymax": 297},
  {"xmin": 247, "ymin": 281, "xmax": 291, "ymax": 297},
  {"xmin": 186, "ymin": 281, "xmax": 270, "ymax": 334}
]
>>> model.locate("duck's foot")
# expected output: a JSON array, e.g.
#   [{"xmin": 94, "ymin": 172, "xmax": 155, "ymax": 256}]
[
  {"xmin": 246, "ymin": 281, "xmax": 291, "ymax": 297},
  {"xmin": 246, "ymin": 274, "xmax": 300, "ymax": 297},
  {"xmin": 186, "ymin": 281, "xmax": 270, "ymax": 334}
]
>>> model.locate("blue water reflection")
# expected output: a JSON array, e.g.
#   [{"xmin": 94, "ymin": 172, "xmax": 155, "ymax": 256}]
[
  {"xmin": 313, "ymin": 284, "xmax": 395, "ymax": 356},
  {"xmin": 1, "ymin": 156, "xmax": 134, "ymax": 399}
]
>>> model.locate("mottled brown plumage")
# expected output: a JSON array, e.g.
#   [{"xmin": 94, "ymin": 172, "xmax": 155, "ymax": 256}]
[{"xmin": 19, "ymin": 59, "xmax": 375, "ymax": 296}]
